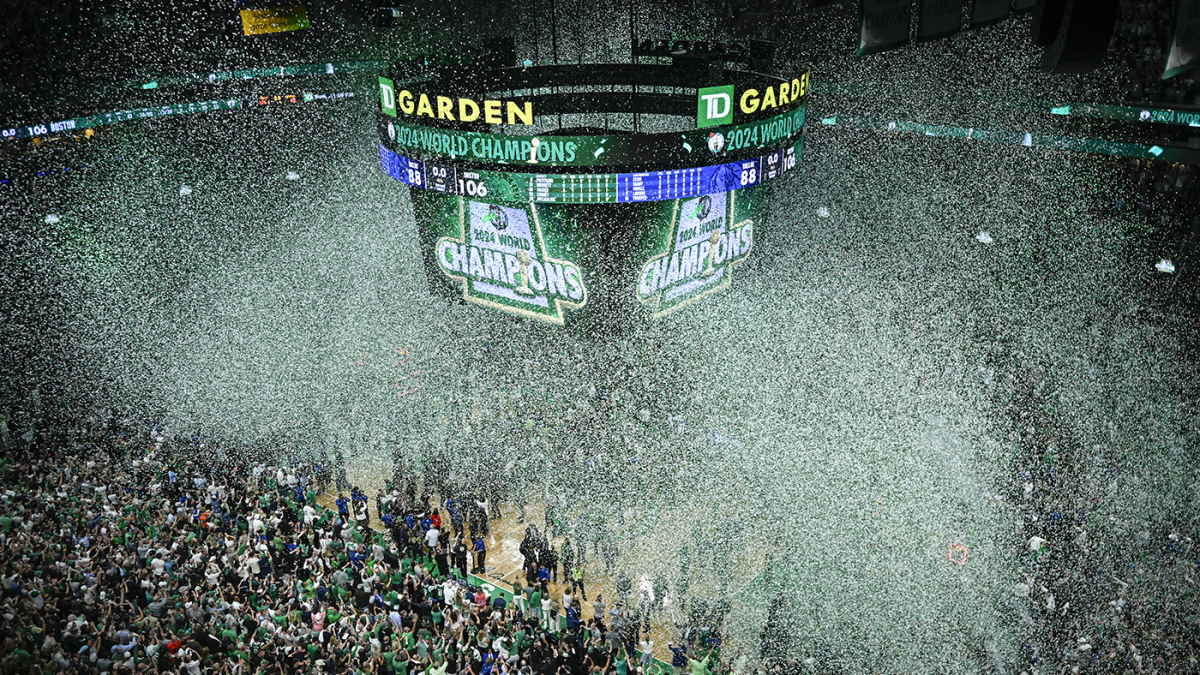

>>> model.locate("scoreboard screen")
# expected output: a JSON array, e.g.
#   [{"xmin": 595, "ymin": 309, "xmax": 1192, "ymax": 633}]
[{"xmin": 380, "ymin": 144, "xmax": 798, "ymax": 204}]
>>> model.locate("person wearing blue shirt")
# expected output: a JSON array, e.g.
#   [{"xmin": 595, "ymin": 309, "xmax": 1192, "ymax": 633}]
[
  {"xmin": 445, "ymin": 497, "xmax": 463, "ymax": 535},
  {"xmin": 669, "ymin": 643, "xmax": 688, "ymax": 675},
  {"xmin": 566, "ymin": 602, "xmax": 581, "ymax": 632},
  {"xmin": 336, "ymin": 495, "xmax": 350, "ymax": 516},
  {"xmin": 472, "ymin": 536, "xmax": 487, "ymax": 574}
]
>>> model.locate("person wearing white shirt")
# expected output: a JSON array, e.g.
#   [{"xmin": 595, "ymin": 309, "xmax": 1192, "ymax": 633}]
[
  {"xmin": 181, "ymin": 649, "xmax": 203, "ymax": 675},
  {"xmin": 424, "ymin": 527, "xmax": 440, "ymax": 551},
  {"xmin": 495, "ymin": 635, "xmax": 516, "ymax": 665},
  {"xmin": 205, "ymin": 564, "xmax": 220, "ymax": 587},
  {"xmin": 541, "ymin": 596, "xmax": 555, "ymax": 632},
  {"xmin": 638, "ymin": 639, "xmax": 654, "ymax": 673}
]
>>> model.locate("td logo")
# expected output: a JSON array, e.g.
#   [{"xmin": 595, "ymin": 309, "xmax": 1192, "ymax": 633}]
[
  {"xmin": 379, "ymin": 77, "xmax": 397, "ymax": 117},
  {"xmin": 697, "ymin": 85, "xmax": 734, "ymax": 128}
]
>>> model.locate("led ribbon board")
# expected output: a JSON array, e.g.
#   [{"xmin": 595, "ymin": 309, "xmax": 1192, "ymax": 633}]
[
  {"xmin": 382, "ymin": 61, "xmax": 807, "ymax": 327},
  {"xmin": 379, "ymin": 105, "xmax": 805, "ymax": 169},
  {"xmin": 379, "ymin": 142, "xmax": 799, "ymax": 204},
  {"xmin": 378, "ymin": 64, "xmax": 807, "ymax": 130}
]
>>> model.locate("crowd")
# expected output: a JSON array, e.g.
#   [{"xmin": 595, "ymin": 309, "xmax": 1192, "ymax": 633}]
[
  {"xmin": 984, "ymin": 346, "xmax": 1200, "ymax": 674},
  {"xmin": 0, "ymin": 427, "xmax": 736, "ymax": 675},
  {"xmin": 3, "ymin": 407, "xmax": 1195, "ymax": 675}
]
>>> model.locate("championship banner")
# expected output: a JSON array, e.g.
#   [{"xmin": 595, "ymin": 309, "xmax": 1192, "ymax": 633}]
[
  {"xmin": 240, "ymin": 5, "xmax": 310, "ymax": 36},
  {"xmin": 410, "ymin": 180, "xmax": 778, "ymax": 328},
  {"xmin": 857, "ymin": 0, "xmax": 912, "ymax": 56},
  {"xmin": 968, "ymin": 0, "xmax": 1008, "ymax": 28},
  {"xmin": 635, "ymin": 191, "xmax": 756, "ymax": 318},
  {"xmin": 1164, "ymin": 0, "xmax": 1200, "ymax": 79},
  {"xmin": 917, "ymin": 0, "xmax": 961, "ymax": 42},
  {"xmin": 417, "ymin": 195, "xmax": 588, "ymax": 325}
]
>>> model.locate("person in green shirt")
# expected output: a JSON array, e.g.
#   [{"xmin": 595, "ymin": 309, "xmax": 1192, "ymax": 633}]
[
  {"xmin": 428, "ymin": 656, "xmax": 449, "ymax": 675},
  {"xmin": 689, "ymin": 649, "xmax": 714, "ymax": 675},
  {"xmin": 391, "ymin": 647, "xmax": 411, "ymax": 675},
  {"xmin": 530, "ymin": 588, "xmax": 543, "ymax": 623},
  {"xmin": 512, "ymin": 626, "xmax": 527, "ymax": 655},
  {"xmin": 4, "ymin": 644, "xmax": 33, "ymax": 668}
]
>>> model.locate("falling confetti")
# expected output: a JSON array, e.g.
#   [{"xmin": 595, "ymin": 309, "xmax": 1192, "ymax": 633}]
[{"xmin": 0, "ymin": 8, "xmax": 1196, "ymax": 675}]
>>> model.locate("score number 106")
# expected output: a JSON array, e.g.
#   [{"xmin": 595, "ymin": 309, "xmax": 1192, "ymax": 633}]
[{"xmin": 458, "ymin": 171, "xmax": 487, "ymax": 197}]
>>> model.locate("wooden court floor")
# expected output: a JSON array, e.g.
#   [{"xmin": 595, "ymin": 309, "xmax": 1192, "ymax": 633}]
[{"xmin": 317, "ymin": 490, "xmax": 707, "ymax": 663}]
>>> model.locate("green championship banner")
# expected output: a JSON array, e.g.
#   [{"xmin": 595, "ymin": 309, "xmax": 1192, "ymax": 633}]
[
  {"xmin": 1165, "ymin": 0, "xmax": 1200, "ymax": 79},
  {"xmin": 430, "ymin": 198, "xmax": 587, "ymax": 324},
  {"xmin": 968, "ymin": 0, "xmax": 1008, "ymax": 28},
  {"xmin": 857, "ymin": 0, "xmax": 911, "ymax": 56},
  {"xmin": 918, "ymin": 0, "xmax": 961, "ymax": 42},
  {"xmin": 411, "ymin": 181, "xmax": 774, "ymax": 329},
  {"xmin": 635, "ymin": 191, "xmax": 756, "ymax": 317}
]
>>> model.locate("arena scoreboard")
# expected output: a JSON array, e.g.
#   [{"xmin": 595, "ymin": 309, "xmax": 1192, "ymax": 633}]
[{"xmin": 376, "ymin": 60, "xmax": 807, "ymax": 327}]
